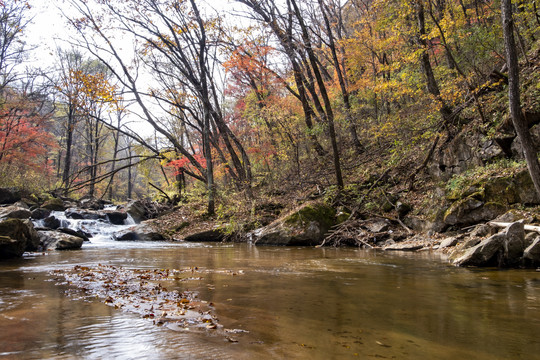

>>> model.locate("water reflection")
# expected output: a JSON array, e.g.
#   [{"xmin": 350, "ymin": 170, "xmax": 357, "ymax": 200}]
[{"xmin": 0, "ymin": 243, "xmax": 539, "ymax": 359}]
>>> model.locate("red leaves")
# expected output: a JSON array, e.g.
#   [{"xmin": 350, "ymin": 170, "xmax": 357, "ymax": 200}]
[{"xmin": 0, "ymin": 91, "xmax": 57, "ymax": 171}]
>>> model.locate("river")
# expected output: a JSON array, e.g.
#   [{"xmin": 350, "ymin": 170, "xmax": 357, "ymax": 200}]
[{"xmin": 1, "ymin": 238, "xmax": 539, "ymax": 359}]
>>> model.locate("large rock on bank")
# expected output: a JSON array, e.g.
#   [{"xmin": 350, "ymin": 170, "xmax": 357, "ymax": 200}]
[
  {"xmin": 0, "ymin": 205, "xmax": 32, "ymax": 219},
  {"xmin": 451, "ymin": 222, "xmax": 527, "ymax": 267},
  {"xmin": 253, "ymin": 202, "xmax": 336, "ymax": 246},
  {"xmin": 0, "ymin": 218, "xmax": 40, "ymax": 259}
]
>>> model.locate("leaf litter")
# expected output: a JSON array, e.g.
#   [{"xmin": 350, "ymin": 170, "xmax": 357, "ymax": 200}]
[{"xmin": 50, "ymin": 264, "xmax": 248, "ymax": 339}]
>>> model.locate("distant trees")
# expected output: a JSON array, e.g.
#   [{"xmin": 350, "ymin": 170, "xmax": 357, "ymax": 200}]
[{"xmin": 0, "ymin": 0, "xmax": 537, "ymax": 206}]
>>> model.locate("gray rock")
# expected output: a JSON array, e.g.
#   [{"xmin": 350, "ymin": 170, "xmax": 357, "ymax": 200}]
[
  {"xmin": 439, "ymin": 237, "xmax": 459, "ymax": 249},
  {"xmin": 452, "ymin": 222, "xmax": 526, "ymax": 267},
  {"xmin": 253, "ymin": 202, "xmax": 336, "ymax": 246},
  {"xmin": 31, "ymin": 208, "xmax": 51, "ymax": 220},
  {"xmin": 43, "ymin": 216, "xmax": 61, "ymax": 229},
  {"xmin": 524, "ymin": 237, "xmax": 540, "ymax": 265},
  {"xmin": 38, "ymin": 231, "xmax": 83, "ymax": 251},
  {"xmin": 452, "ymin": 233, "xmax": 505, "ymax": 267},
  {"xmin": 105, "ymin": 211, "xmax": 128, "ymax": 225},
  {"xmin": 0, "ymin": 218, "xmax": 40, "ymax": 258},
  {"xmin": 0, "ymin": 187, "xmax": 21, "ymax": 205},
  {"xmin": 502, "ymin": 222, "xmax": 526, "ymax": 266},
  {"xmin": 125, "ymin": 200, "xmax": 147, "ymax": 223},
  {"xmin": 183, "ymin": 229, "xmax": 225, "ymax": 242},
  {"xmin": 0, "ymin": 205, "xmax": 32, "ymax": 219},
  {"xmin": 41, "ymin": 198, "xmax": 65, "ymax": 211},
  {"xmin": 65, "ymin": 208, "xmax": 105, "ymax": 220},
  {"xmin": 0, "ymin": 235, "xmax": 24, "ymax": 259},
  {"xmin": 444, "ymin": 197, "xmax": 505, "ymax": 226},
  {"xmin": 384, "ymin": 243, "xmax": 424, "ymax": 251},
  {"xmin": 23, "ymin": 220, "xmax": 40, "ymax": 251},
  {"xmin": 58, "ymin": 227, "xmax": 90, "ymax": 242},
  {"xmin": 114, "ymin": 222, "xmax": 168, "ymax": 241},
  {"xmin": 470, "ymin": 224, "xmax": 492, "ymax": 238}
]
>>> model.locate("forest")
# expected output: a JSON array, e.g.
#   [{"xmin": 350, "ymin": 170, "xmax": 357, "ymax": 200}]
[{"xmin": 1, "ymin": 0, "xmax": 539, "ymax": 235}]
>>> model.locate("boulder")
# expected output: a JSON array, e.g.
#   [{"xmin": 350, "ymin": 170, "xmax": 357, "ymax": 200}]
[
  {"xmin": 439, "ymin": 237, "xmax": 459, "ymax": 249},
  {"xmin": 41, "ymin": 198, "xmax": 66, "ymax": 211},
  {"xmin": 125, "ymin": 200, "xmax": 147, "ymax": 223},
  {"xmin": 23, "ymin": 219, "xmax": 40, "ymax": 251},
  {"xmin": 0, "ymin": 236, "xmax": 24, "ymax": 259},
  {"xmin": 0, "ymin": 205, "xmax": 32, "ymax": 219},
  {"xmin": 0, "ymin": 218, "xmax": 40, "ymax": 258},
  {"xmin": 452, "ymin": 222, "xmax": 526, "ymax": 267},
  {"xmin": 502, "ymin": 222, "xmax": 527, "ymax": 266},
  {"xmin": 0, "ymin": 187, "xmax": 21, "ymax": 205},
  {"xmin": 183, "ymin": 229, "xmax": 225, "ymax": 242},
  {"xmin": 31, "ymin": 208, "xmax": 51, "ymax": 220},
  {"xmin": 523, "ymin": 237, "xmax": 540, "ymax": 266},
  {"xmin": 43, "ymin": 216, "xmax": 61, "ymax": 229},
  {"xmin": 65, "ymin": 208, "xmax": 105, "ymax": 220},
  {"xmin": 113, "ymin": 222, "xmax": 168, "ymax": 241},
  {"xmin": 444, "ymin": 196, "xmax": 505, "ymax": 226},
  {"xmin": 452, "ymin": 233, "xmax": 505, "ymax": 267},
  {"xmin": 384, "ymin": 243, "xmax": 424, "ymax": 251},
  {"xmin": 253, "ymin": 202, "xmax": 336, "ymax": 246},
  {"xmin": 58, "ymin": 227, "xmax": 90, "ymax": 242},
  {"xmin": 105, "ymin": 211, "xmax": 128, "ymax": 225},
  {"xmin": 79, "ymin": 197, "xmax": 105, "ymax": 210},
  {"xmin": 38, "ymin": 231, "xmax": 84, "ymax": 251}
]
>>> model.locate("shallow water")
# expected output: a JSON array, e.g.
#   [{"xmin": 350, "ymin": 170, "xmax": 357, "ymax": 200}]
[{"xmin": 1, "ymin": 241, "xmax": 539, "ymax": 359}]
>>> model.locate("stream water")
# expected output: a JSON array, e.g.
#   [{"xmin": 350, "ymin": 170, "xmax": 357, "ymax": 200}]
[{"xmin": 1, "ymin": 215, "xmax": 540, "ymax": 359}]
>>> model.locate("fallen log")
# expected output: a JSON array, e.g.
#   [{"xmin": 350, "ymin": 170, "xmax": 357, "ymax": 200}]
[{"xmin": 488, "ymin": 221, "xmax": 540, "ymax": 233}]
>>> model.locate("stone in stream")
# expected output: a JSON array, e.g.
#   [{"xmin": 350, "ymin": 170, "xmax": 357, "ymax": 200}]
[
  {"xmin": 43, "ymin": 216, "xmax": 61, "ymax": 230},
  {"xmin": 124, "ymin": 200, "xmax": 147, "ymax": 223},
  {"xmin": 58, "ymin": 227, "xmax": 91, "ymax": 242},
  {"xmin": 65, "ymin": 208, "xmax": 105, "ymax": 220},
  {"xmin": 38, "ymin": 230, "xmax": 84, "ymax": 251},
  {"xmin": 0, "ymin": 205, "xmax": 32, "ymax": 219},
  {"xmin": 183, "ymin": 229, "xmax": 225, "ymax": 242},
  {"xmin": 0, "ymin": 218, "xmax": 40, "ymax": 258},
  {"xmin": 41, "ymin": 198, "xmax": 66, "ymax": 211},
  {"xmin": 31, "ymin": 208, "xmax": 51, "ymax": 220},
  {"xmin": 114, "ymin": 222, "xmax": 168, "ymax": 241},
  {"xmin": 105, "ymin": 211, "xmax": 128, "ymax": 225}
]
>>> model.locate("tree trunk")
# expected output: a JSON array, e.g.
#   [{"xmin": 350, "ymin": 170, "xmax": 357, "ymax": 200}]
[
  {"xmin": 501, "ymin": 0, "xmax": 540, "ymax": 198},
  {"xmin": 62, "ymin": 107, "xmax": 75, "ymax": 195}
]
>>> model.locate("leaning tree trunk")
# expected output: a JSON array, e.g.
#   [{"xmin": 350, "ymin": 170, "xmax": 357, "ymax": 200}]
[{"xmin": 501, "ymin": 0, "xmax": 540, "ymax": 198}]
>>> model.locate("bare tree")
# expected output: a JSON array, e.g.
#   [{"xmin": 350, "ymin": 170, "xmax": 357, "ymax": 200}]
[{"xmin": 501, "ymin": 0, "xmax": 540, "ymax": 198}]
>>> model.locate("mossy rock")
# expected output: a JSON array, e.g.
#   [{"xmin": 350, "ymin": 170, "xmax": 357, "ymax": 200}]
[
  {"xmin": 483, "ymin": 176, "xmax": 518, "ymax": 204},
  {"xmin": 255, "ymin": 202, "xmax": 337, "ymax": 246},
  {"xmin": 41, "ymin": 198, "xmax": 65, "ymax": 211},
  {"xmin": 284, "ymin": 202, "xmax": 336, "ymax": 230},
  {"xmin": 444, "ymin": 195, "xmax": 506, "ymax": 226}
]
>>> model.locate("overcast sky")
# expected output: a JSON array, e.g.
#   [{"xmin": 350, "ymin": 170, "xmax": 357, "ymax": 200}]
[{"xmin": 25, "ymin": 0, "xmax": 244, "ymax": 69}]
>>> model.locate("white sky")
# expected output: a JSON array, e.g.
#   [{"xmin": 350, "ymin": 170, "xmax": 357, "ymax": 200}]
[
  {"xmin": 23, "ymin": 0, "xmax": 249, "ymax": 137},
  {"xmin": 25, "ymin": 0, "xmax": 245, "ymax": 69}
]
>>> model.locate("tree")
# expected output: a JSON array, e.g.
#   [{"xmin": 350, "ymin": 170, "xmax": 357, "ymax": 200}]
[
  {"xmin": 501, "ymin": 0, "xmax": 540, "ymax": 198},
  {"xmin": 0, "ymin": 0, "xmax": 30, "ymax": 93}
]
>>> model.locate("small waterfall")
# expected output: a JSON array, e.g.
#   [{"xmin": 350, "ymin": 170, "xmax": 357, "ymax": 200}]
[
  {"xmin": 124, "ymin": 214, "xmax": 136, "ymax": 225},
  {"xmin": 34, "ymin": 209, "xmax": 136, "ymax": 246}
]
